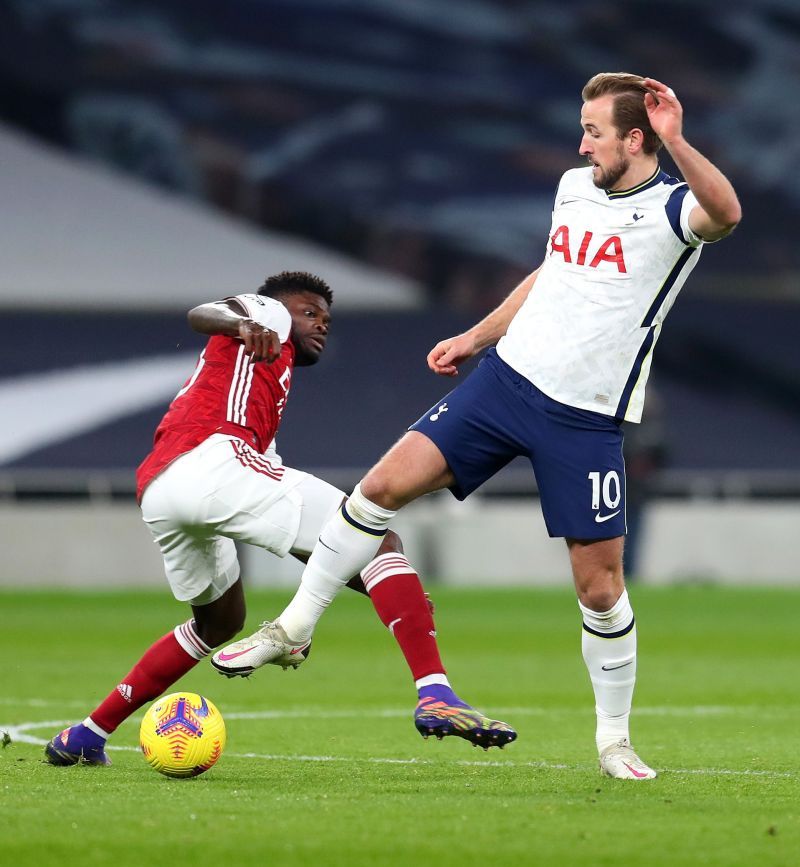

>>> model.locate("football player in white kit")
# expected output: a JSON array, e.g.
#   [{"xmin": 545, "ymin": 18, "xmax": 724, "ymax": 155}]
[{"xmin": 214, "ymin": 74, "xmax": 741, "ymax": 779}]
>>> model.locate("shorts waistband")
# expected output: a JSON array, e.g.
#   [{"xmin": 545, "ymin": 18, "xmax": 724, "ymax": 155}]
[
  {"xmin": 216, "ymin": 422, "xmax": 261, "ymax": 451},
  {"xmin": 485, "ymin": 349, "xmax": 621, "ymax": 428},
  {"xmin": 484, "ymin": 348, "xmax": 539, "ymax": 394}
]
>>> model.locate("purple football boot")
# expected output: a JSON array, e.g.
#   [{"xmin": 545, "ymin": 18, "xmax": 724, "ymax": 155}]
[
  {"xmin": 414, "ymin": 684, "xmax": 517, "ymax": 750},
  {"xmin": 44, "ymin": 723, "xmax": 111, "ymax": 766}
]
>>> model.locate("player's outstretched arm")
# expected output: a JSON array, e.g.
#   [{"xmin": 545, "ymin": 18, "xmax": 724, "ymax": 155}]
[
  {"xmin": 188, "ymin": 301, "xmax": 282, "ymax": 363},
  {"xmin": 643, "ymin": 78, "xmax": 741, "ymax": 241},
  {"xmin": 427, "ymin": 266, "xmax": 541, "ymax": 376}
]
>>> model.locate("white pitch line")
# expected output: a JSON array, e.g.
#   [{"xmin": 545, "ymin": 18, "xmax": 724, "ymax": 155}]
[
  {"xmin": 2, "ymin": 700, "xmax": 792, "ymax": 716},
  {"xmin": 2, "ymin": 718, "xmax": 794, "ymax": 779},
  {"xmin": 0, "ymin": 697, "xmax": 94, "ymax": 709}
]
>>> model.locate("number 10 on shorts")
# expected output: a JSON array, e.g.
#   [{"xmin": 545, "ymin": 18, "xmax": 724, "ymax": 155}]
[{"xmin": 588, "ymin": 471, "xmax": 622, "ymax": 511}]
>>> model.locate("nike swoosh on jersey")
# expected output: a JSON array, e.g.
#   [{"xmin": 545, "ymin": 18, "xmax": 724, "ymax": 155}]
[
  {"xmin": 559, "ymin": 198, "xmax": 579, "ymax": 205},
  {"xmin": 595, "ymin": 510, "xmax": 621, "ymax": 523}
]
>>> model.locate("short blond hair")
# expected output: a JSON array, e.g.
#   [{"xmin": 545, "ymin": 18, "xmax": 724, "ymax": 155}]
[{"xmin": 582, "ymin": 72, "xmax": 662, "ymax": 155}]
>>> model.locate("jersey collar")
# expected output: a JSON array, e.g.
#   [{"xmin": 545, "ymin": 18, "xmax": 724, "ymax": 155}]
[{"xmin": 605, "ymin": 166, "xmax": 665, "ymax": 199}]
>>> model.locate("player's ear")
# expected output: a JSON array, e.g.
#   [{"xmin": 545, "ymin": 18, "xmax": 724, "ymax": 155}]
[{"xmin": 626, "ymin": 127, "xmax": 645, "ymax": 155}]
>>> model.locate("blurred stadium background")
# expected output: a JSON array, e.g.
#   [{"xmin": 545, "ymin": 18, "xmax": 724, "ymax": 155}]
[{"xmin": 1, "ymin": 0, "xmax": 798, "ymax": 588}]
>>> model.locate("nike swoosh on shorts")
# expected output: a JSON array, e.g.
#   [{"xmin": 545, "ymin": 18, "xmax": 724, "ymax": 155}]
[{"xmin": 595, "ymin": 510, "xmax": 621, "ymax": 523}]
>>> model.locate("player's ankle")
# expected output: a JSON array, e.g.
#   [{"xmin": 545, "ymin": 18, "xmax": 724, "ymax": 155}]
[
  {"xmin": 83, "ymin": 717, "xmax": 111, "ymax": 741},
  {"xmin": 275, "ymin": 618, "xmax": 311, "ymax": 645},
  {"xmin": 595, "ymin": 709, "xmax": 630, "ymax": 754},
  {"xmin": 416, "ymin": 679, "xmax": 468, "ymax": 707}
]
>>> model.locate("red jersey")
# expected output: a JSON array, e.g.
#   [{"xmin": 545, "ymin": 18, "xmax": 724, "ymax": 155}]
[{"xmin": 136, "ymin": 298, "xmax": 295, "ymax": 500}]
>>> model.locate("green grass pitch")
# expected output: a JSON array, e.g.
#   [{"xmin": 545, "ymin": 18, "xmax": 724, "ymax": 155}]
[{"xmin": 1, "ymin": 585, "xmax": 798, "ymax": 866}]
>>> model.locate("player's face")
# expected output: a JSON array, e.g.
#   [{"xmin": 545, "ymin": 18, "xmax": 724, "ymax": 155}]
[
  {"xmin": 284, "ymin": 291, "xmax": 331, "ymax": 367},
  {"xmin": 579, "ymin": 96, "xmax": 630, "ymax": 190}
]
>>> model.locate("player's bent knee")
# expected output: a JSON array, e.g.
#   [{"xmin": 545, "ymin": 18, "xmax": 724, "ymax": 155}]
[
  {"xmin": 577, "ymin": 584, "xmax": 624, "ymax": 613},
  {"xmin": 360, "ymin": 473, "xmax": 402, "ymax": 510}
]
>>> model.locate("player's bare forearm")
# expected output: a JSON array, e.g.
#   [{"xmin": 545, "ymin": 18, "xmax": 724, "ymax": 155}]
[
  {"xmin": 427, "ymin": 267, "xmax": 540, "ymax": 376},
  {"xmin": 470, "ymin": 267, "xmax": 540, "ymax": 349},
  {"xmin": 188, "ymin": 302, "xmax": 244, "ymax": 338},
  {"xmin": 663, "ymin": 136, "xmax": 741, "ymax": 240}
]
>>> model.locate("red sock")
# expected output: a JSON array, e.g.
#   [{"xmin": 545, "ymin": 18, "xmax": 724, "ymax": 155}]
[
  {"xmin": 362, "ymin": 554, "xmax": 445, "ymax": 681},
  {"xmin": 89, "ymin": 620, "xmax": 211, "ymax": 734}
]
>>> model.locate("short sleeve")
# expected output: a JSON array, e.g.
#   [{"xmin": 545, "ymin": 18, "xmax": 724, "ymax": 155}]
[
  {"xmin": 679, "ymin": 189, "xmax": 713, "ymax": 247},
  {"xmin": 226, "ymin": 294, "xmax": 292, "ymax": 343},
  {"xmin": 665, "ymin": 185, "xmax": 713, "ymax": 247}
]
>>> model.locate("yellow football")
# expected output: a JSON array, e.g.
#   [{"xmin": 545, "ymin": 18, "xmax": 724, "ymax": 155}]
[{"xmin": 139, "ymin": 692, "xmax": 226, "ymax": 778}]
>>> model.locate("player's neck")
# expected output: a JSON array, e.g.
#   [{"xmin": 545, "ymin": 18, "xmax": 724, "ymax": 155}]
[{"xmin": 607, "ymin": 158, "xmax": 659, "ymax": 193}]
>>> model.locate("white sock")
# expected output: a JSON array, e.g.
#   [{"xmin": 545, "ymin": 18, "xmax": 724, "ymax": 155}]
[
  {"xmin": 579, "ymin": 589, "xmax": 637, "ymax": 754},
  {"xmin": 83, "ymin": 717, "xmax": 111, "ymax": 739},
  {"xmin": 414, "ymin": 674, "xmax": 451, "ymax": 690},
  {"xmin": 279, "ymin": 484, "xmax": 396, "ymax": 642}
]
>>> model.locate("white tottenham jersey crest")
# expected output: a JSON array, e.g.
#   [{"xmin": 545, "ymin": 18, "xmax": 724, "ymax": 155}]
[{"xmin": 497, "ymin": 166, "xmax": 710, "ymax": 423}]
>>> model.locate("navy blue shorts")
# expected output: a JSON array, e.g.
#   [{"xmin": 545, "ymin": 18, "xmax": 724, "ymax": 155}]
[{"xmin": 410, "ymin": 349, "xmax": 626, "ymax": 539}]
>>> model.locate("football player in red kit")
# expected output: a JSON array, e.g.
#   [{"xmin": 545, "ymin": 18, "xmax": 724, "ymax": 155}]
[{"xmin": 45, "ymin": 271, "xmax": 515, "ymax": 766}]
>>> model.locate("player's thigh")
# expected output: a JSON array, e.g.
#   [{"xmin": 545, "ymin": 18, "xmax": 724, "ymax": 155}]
[
  {"xmin": 289, "ymin": 474, "xmax": 346, "ymax": 557},
  {"xmin": 362, "ymin": 431, "xmax": 456, "ymax": 508},
  {"xmin": 141, "ymin": 505, "xmax": 240, "ymax": 605},
  {"xmin": 207, "ymin": 443, "xmax": 314, "ymax": 558},
  {"xmin": 145, "ymin": 435, "xmax": 325, "ymax": 565},
  {"xmin": 400, "ymin": 356, "xmax": 524, "ymax": 504},
  {"xmin": 138, "ymin": 440, "xmax": 247, "ymax": 604},
  {"xmin": 532, "ymin": 399, "xmax": 626, "ymax": 540}
]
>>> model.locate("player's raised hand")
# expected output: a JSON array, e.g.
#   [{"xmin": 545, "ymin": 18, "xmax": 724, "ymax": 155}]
[
  {"xmin": 427, "ymin": 332, "xmax": 477, "ymax": 377},
  {"xmin": 238, "ymin": 319, "xmax": 281, "ymax": 363},
  {"xmin": 643, "ymin": 77, "xmax": 683, "ymax": 145}
]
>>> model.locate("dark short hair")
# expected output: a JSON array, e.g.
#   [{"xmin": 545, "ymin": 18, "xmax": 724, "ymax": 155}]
[
  {"xmin": 257, "ymin": 271, "xmax": 333, "ymax": 306},
  {"xmin": 582, "ymin": 72, "xmax": 663, "ymax": 155}
]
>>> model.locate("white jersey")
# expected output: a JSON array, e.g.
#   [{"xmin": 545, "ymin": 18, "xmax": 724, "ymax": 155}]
[{"xmin": 496, "ymin": 166, "xmax": 711, "ymax": 422}]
